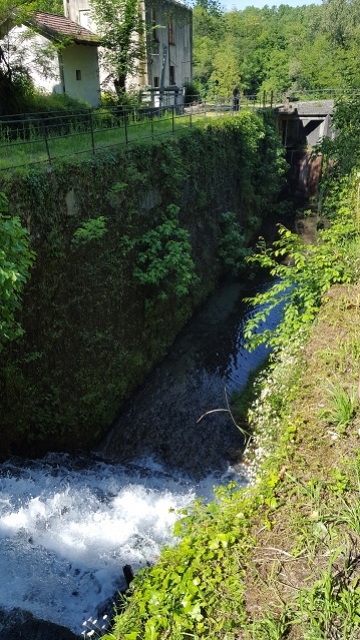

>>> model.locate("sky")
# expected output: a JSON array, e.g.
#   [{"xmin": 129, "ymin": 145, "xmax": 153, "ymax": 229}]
[{"xmin": 221, "ymin": 0, "xmax": 322, "ymax": 10}]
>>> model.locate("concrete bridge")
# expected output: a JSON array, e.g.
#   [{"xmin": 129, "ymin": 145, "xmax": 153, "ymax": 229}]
[
  {"xmin": 273, "ymin": 98, "xmax": 335, "ymax": 198},
  {"xmin": 274, "ymin": 98, "xmax": 334, "ymax": 149}
]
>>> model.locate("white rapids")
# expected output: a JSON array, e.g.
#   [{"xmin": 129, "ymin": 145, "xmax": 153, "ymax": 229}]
[{"xmin": 0, "ymin": 454, "xmax": 246, "ymax": 634}]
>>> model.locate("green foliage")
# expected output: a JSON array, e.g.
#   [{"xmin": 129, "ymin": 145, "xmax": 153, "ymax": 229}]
[
  {"xmin": 132, "ymin": 205, "xmax": 197, "ymax": 300},
  {"xmin": 192, "ymin": 1, "xmax": 345, "ymax": 99},
  {"xmin": 0, "ymin": 192, "xmax": 34, "ymax": 349},
  {"xmin": 104, "ymin": 483, "xmax": 256, "ymax": 640},
  {"xmin": 72, "ymin": 216, "xmax": 107, "ymax": 246},
  {"xmin": 89, "ymin": 0, "xmax": 145, "ymax": 92},
  {"xmin": 183, "ymin": 81, "xmax": 201, "ymax": 104},
  {"xmin": 24, "ymin": 90, "xmax": 90, "ymax": 114},
  {"xmin": 320, "ymin": 96, "xmax": 360, "ymax": 177},
  {"xmin": 321, "ymin": 380, "xmax": 358, "ymax": 431},
  {"xmin": 217, "ymin": 211, "xmax": 252, "ymax": 275},
  {"xmin": 244, "ymin": 205, "xmax": 357, "ymax": 350},
  {"xmin": 296, "ymin": 548, "xmax": 360, "ymax": 639}
]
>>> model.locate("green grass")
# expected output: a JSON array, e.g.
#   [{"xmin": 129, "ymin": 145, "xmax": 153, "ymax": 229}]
[
  {"xmin": 321, "ymin": 380, "xmax": 358, "ymax": 431},
  {"xmin": 0, "ymin": 109, "xmax": 226, "ymax": 171}
]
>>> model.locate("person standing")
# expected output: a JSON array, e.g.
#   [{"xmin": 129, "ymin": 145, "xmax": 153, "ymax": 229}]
[{"xmin": 233, "ymin": 86, "xmax": 240, "ymax": 112}]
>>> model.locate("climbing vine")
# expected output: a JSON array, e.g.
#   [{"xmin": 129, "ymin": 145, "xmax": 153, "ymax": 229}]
[
  {"xmin": 0, "ymin": 192, "xmax": 35, "ymax": 350},
  {"xmin": 218, "ymin": 211, "xmax": 252, "ymax": 275},
  {"xmin": 131, "ymin": 205, "xmax": 197, "ymax": 300}
]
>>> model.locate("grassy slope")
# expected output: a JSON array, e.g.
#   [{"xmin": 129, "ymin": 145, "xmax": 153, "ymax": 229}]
[
  {"xmin": 0, "ymin": 110, "xmax": 225, "ymax": 170},
  {"xmin": 241, "ymin": 283, "xmax": 360, "ymax": 639}
]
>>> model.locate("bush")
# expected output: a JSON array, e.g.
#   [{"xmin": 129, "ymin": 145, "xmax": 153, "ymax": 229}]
[
  {"xmin": 25, "ymin": 90, "xmax": 90, "ymax": 114},
  {"xmin": 183, "ymin": 82, "xmax": 201, "ymax": 104}
]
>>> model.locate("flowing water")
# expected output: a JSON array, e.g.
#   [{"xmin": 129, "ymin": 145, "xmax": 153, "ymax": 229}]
[{"xmin": 0, "ymin": 278, "xmax": 282, "ymax": 637}]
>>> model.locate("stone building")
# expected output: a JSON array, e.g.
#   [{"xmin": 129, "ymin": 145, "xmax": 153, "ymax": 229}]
[{"xmin": 64, "ymin": 0, "xmax": 192, "ymax": 96}]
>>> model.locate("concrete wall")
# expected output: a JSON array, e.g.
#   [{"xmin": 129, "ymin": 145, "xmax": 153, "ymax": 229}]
[
  {"xmin": 145, "ymin": 0, "xmax": 192, "ymax": 89},
  {"xmin": 286, "ymin": 150, "xmax": 323, "ymax": 198},
  {"xmin": 61, "ymin": 44, "xmax": 101, "ymax": 106}
]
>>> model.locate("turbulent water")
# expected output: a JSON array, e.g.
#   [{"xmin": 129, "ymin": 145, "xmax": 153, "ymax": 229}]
[
  {"xmin": 0, "ymin": 454, "xmax": 244, "ymax": 634},
  {"xmin": 0, "ymin": 279, "xmax": 281, "ymax": 636}
]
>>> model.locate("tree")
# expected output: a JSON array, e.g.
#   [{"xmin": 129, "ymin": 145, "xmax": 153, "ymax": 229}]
[
  {"xmin": 192, "ymin": 1, "xmax": 224, "ymax": 95},
  {"xmin": 89, "ymin": 0, "xmax": 145, "ymax": 93},
  {"xmin": 321, "ymin": 0, "xmax": 360, "ymax": 47},
  {"xmin": 0, "ymin": 0, "xmax": 64, "ymax": 113}
]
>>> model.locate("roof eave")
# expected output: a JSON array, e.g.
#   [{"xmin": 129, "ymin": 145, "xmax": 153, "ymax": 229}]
[{"xmin": 25, "ymin": 16, "xmax": 100, "ymax": 46}]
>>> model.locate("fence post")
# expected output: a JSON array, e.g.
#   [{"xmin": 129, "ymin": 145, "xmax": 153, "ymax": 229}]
[
  {"xmin": 89, "ymin": 110, "xmax": 95, "ymax": 154},
  {"xmin": 41, "ymin": 118, "xmax": 51, "ymax": 165},
  {"xmin": 172, "ymin": 104, "xmax": 175, "ymax": 133},
  {"xmin": 124, "ymin": 110, "xmax": 128, "ymax": 145},
  {"xmin": 189, "ymin": 109, "xmax": 192, "ymax": 128},
  {"xmin": 151, "ymin": 114, "xmax": 154, "ymax": 140}
]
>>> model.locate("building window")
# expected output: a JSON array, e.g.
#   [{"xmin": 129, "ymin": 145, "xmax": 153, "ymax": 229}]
[
  {"xmin": 76, "ymin": 69, "xmax": 82, "ymax": 81},
  {"xmin": 151, "ymin": 8, "xmax": 158, "ymax": 41},
  {"xmin": 168, "ymin": 17, "xmax": 175, "ymax": 45},
  {"xmin": 184, "ymin": 28, "xmax": 189, "ymax": 49},
  {"xmin": 169, "ymin": 65, "xmax": 175, "ymax": 85},
  {"xmin": 151, "ymin": 41, "xmax": 160, "ymax": 55},
  {"xmin": 154, "ymin": 76, "xmax": 160, "ymax": 87}
]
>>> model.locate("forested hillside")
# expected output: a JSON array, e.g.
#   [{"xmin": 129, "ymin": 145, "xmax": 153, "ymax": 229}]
[{"xmin": 192, "ymin": 0, "xmax": 360, "ymax": 98}]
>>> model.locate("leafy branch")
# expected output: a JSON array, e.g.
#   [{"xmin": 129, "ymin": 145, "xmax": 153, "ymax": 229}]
[
  {"xmin": 244, "ymin": 219, "xmax": 355, "ymax": 351},
  {"xmin": 0, "ymin": 192, "xmax": 35, "ymax": 349},
  {"xmin": 131, "ymin": 204, "xmax": 198, "ymax": 300}
]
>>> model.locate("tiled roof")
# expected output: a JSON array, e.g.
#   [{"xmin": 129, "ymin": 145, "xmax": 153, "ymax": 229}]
[{"xmin": 31, "ymin": 11, "xmax": 99, "ymax": 45}]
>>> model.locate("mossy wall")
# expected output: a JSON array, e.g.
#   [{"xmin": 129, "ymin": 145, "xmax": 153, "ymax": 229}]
[{"xmin": 0, "ymin": 112, "xmax": 285, "ymax": 457}]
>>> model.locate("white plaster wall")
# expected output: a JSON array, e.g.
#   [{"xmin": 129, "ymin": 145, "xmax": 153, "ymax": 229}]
[{"xmin": 61, "ymin": 44, "xmax": 101, "ymax": 106}]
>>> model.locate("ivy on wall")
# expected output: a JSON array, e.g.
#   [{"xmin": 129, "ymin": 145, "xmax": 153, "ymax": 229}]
[
  {"xmin": 0, "ymin": 112, "xmax": 286, "ymax": 456},
  {"xmin": 0, "ymin": 192, "xmax": 35, "ymax": 350}
]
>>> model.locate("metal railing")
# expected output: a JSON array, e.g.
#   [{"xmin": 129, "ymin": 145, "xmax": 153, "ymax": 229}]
[
  {"xmin": 1, "ymin": 89, "xmax": 358, "ymax": 171},
  {"xmin": 0, "ymin": 100, "xmax": 244, "ymax": 172}
]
